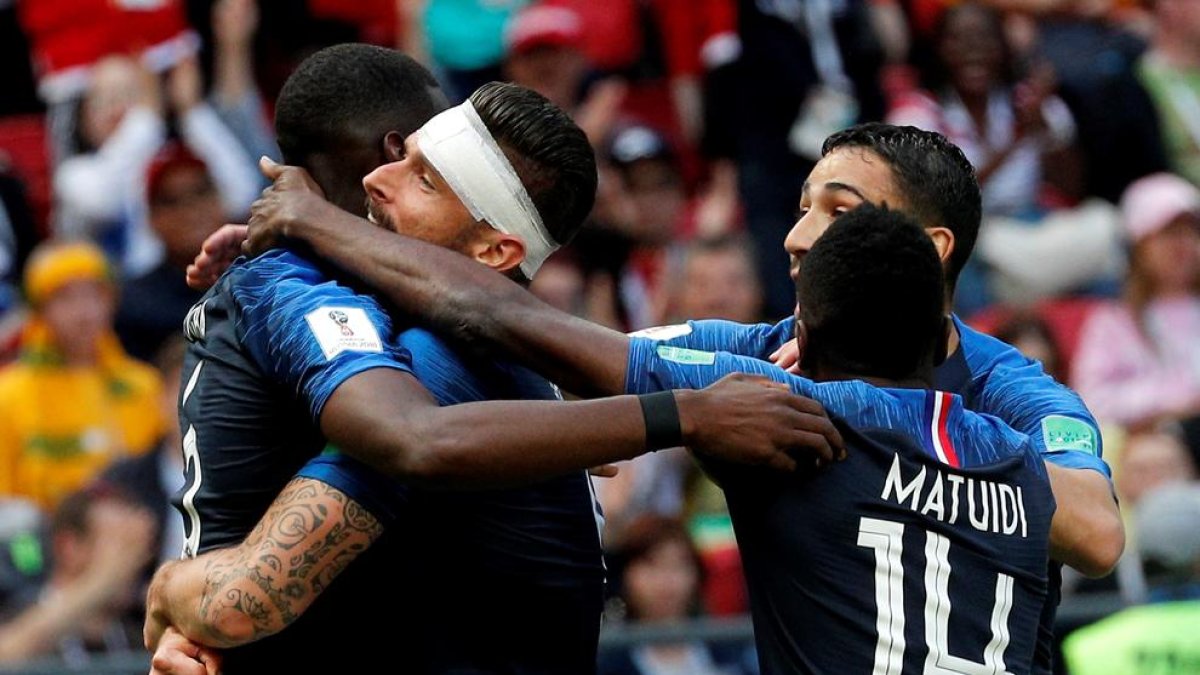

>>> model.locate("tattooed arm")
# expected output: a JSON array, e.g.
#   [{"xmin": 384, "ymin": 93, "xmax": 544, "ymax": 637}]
[{"xmin": 144, "ymin": 477, "xmax": 383, "ymax": 650}]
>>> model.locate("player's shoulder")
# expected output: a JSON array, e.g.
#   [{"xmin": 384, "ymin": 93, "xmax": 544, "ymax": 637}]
[
  {"xmin": 945, "ymin": 395, "xmax": 1044, "ymax": 472},
  {"xmin": 222, "ymin": 250, "xmax": 325, "ymax": 296},
  {"xmin": 954, "ymin": 315, "xmax": 1034, "ymax": 373},
  {"xmin": 224, "ymin": 251, "xmax": 390, "ymax": 317},
  {"xmin": 815, "ymin": 382, "xmax": 1040, "ymax": 471}
]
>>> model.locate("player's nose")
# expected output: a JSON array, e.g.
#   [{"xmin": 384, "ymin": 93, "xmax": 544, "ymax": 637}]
[
  {"xmin": 362, "ymin": 165, "xmax": 393, "ymax": 204},
  {"xmin": 784, "ymin": 222, "xmax": 815, "ymax": 263}
]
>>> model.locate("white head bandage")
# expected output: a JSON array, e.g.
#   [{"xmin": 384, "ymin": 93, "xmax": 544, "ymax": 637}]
[{"xmin": 416, "ymin": 101, "xmax": 557, "ymax": 278}]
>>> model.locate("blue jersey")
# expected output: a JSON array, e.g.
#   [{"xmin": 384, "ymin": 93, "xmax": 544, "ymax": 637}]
[
  {"xmin": 634, "ymin": 315, "xmax": 1108, "ymax": 672},
  {"xmin": 625, "ymin": 339, "xmax": 1056, "ymax": 675},
  {"xmin": 176, "ymin": 250, "xmax": 413, "ymax": 673},
  {"xmin": 299, "ymin": 327, "xmax": 606, "ymax": 675},
  {"xmin": 632, "ymin": 316, "xmax": 1108, "ymax": 475}
]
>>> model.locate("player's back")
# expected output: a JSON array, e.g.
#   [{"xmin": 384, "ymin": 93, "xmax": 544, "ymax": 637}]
[
  {"xmin": 395, "ymin": 328, "xmax": 606, "ymax": 674},
  {"xmin": 176, "ymin": 250, "xmax": 410, "ymax": 672},
  {"xmin": 718, "ymin": 384, "xmax": 1055, "ymax": 675}
]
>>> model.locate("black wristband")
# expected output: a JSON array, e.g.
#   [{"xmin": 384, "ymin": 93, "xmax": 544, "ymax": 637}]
[{"xmin": 639, "ymin": 391, "xmax": 683, "ymax": 451}]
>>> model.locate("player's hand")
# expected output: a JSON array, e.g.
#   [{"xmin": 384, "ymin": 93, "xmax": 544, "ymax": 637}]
[
  {"xmin": 244, "ymin": 157, "xmax": 328, "ymax": 256},
  {"xmin": 680, "ymin": 373, "xmax": 845, "ymax": 471},
  {"xmin": 768, "ymin": 338, "xmax": 803, "ymax": 375},
  {"xmin": 187, "ymin": 224, "xmax": 248, "ymax": 290},
  {"xmin": 150, "ymin": 627, "xmax": 223, "ymax": 675}
]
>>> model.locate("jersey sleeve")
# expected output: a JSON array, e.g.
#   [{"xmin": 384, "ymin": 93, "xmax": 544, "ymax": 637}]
[
  {"xmin": 629, "ymin": 317, "xmax": 795, "ymax": 360},
  {"xmin": 959, "ymin": 318, "xmax": 1111, "ymax": 478},
  {"xmin": 295, "ymin": 448, "xmax": 408, "ymax": 526},
  {"xmin": 232, "ymin": 254, "xmax": 414, "ymax": 420},
  {"xmin": 624, "ymin": 336, "xmax": 811, "ymax": 396}
]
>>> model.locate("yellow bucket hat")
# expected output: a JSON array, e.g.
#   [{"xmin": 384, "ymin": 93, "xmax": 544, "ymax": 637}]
[{"xmin": 24, "ymin": 241, "xmax": 113, "ymax": 308}]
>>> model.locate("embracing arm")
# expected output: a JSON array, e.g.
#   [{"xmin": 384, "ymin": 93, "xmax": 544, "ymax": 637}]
[
  {"xmin": 145, "ymin": 477, "xmax": 382, "ymax": 650},
  {"xmin": 321, "ymin": 368, "xmax": 814, "ymax": 489},
  {"xmin": 251, "ymin": 177, "xmax": 628, "ymax": 398},
  {"xmin": 1045, "ymin": 463, "xmax": 1124, "ymax": 577}
]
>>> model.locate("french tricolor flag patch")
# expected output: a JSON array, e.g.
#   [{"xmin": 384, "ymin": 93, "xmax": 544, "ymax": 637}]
[{"xmin": 922, "ymin": 391, "xmax": 960, "ymax": 468}]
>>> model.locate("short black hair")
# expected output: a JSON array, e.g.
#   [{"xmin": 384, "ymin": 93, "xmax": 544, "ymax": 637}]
[
  {"xmin": 822, "ymin": 123, "xmax": 980, "ymax": 293},
  {"xmin": 469, "ymin": 82, "xmax": 597, "ymax": 248},
  {"xmin": 275, "ymin": 44, "xmax": 445, "ymax": 166},
  {"xmin": 799, "ymin": 203, "xmax": 945, "ymax": 380}
]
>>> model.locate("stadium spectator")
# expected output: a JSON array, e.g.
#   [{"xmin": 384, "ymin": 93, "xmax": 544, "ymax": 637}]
[
  {"xmin": 1063, "ymin": 484, "xmax": 1200, "ymax": 674},
  {"xmin": 889, "ymin": 2, "xmax": 1125, "ymax": 313},
  {"xmin": 114, "ymin": 144, "xmax": 219, "ymax": 362},
  {"xmin": 1071, "ymin": 173, "xmax": 1200, "ymax": 428},
  {"xmin": 0, "ymin": 241, "xmax": 162, "ymax": 512},
  {"xmin": 1117, "ymin": 428, "xmax": 1198, "ymax": 508},
  {"xmin": 206, "ymin": 0, "xmax": 281, "ymax": 180},
  {"xmin": 0, "ymin": 486, "xmax": 155, "ymax": 666},
  {"xmin": 662, "ymin": 234, "xmax": 762, "ymax": 325},
  {"xmin": 1032, "ymin": 0, "xmax": 1171, "ymax": 205},
  {"xmin": 422, "ymin": 0, "xmax": 526, "ymax": 102},
  {"xmin": 992, "ymin": 312, "xmax": 1067, "ymax": 383},
  {"xmin": 888, "ymin": 2, "xmax": 1079, "ymax": 219},
  {"xmin": 599, "ymin": 516, "xmax": 753, "ymax": 675},
  {"xmin": 529, "ymin": 250, "xmax": 624, "ymax": 329},
  {"xmin": 606, "ymin": 125, "xmax": 689, "ymax": 329},
  {"xmin": 1136, "ymin": 0, "xmax": 1200, "ymax": 187},
  {"xmin": 0, "ymin": 168, "xmax": 39, "ymax": 326},
  {"xmin": 502, "ymin": 3, "xmax": 626, "ymax": 146},
  {"xmin": 52, "ymin": 55, "xmax": 258, "ymax": 278},
  {"xmin": 703, "ymin": 0, "xmax": 885, "ymax": 318},
  {"xmin": 99, "ymin": 337, "xmax": 187, "ymax": 568},
  {"xmin": 1096, "ymin": 427, "xmax": 1199, "ymax": 603},
  {"xmin": 16, "ymin": 0, "xmax": 197, "ymax": 163}
]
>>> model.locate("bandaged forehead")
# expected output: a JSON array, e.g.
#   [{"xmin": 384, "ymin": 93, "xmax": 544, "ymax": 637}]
[{"xmin": 416, "ymin": 101, "xmax": 556, "ymax": 278}]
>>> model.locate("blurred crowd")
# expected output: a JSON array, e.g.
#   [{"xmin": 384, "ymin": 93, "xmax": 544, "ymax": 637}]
[{"xmin": 0, "ymin": 0, "xmax": 1197, "ymax": 672}]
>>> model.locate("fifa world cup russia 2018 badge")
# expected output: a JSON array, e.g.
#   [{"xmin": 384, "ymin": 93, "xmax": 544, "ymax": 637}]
[
  {"xmin": 306, "ymin": 306, "xmax": 384, "ymax": 360},
  {"xmin": 330, "ymin": 310, "xmax": 355, "ymax": 336}
]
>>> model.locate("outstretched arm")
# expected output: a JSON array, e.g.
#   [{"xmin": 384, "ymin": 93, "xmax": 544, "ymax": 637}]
[
  {"xmin": 242, "ymin": 160, "xmax": 632, "ymax": 398},
  {"xmin": 323, "ymin": 368, "xmax": 823, "ymax": 488},
  {"xmin": 145, "ymin": 477, "xmax": 382, "ymax": 650}
]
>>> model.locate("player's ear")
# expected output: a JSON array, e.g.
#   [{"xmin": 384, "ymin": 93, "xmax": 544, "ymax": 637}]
[
  {"xmin": 926, "ymin": 227, "xmax": 955, "ymax": 269},
  {"xmin": 382, "ymin": 132, "xmax": 406, "ymax": 162},
  {"xmin": 472, "ymin": 227, "xmax": 527, "ymax": 275}
]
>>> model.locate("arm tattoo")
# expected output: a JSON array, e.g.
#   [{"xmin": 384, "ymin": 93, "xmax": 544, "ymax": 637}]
[{"xmin": 196, "ymin": 478, "xmax": 383, "ymax": 646}]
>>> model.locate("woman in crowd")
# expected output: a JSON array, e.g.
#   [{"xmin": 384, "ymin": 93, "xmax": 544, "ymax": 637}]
[
  {"xmin": 599, "ymin": 516, "xmax": 753, "ymax": 675},
  {"xmin": 1072, "ymin": 173, "xmax": 1200, "ymax": 428}
]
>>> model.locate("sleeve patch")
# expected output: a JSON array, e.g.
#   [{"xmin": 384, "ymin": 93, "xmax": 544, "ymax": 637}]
[
  {"xmin": 304, "ymin": 306, "xmax": 384, "ymax": 360},
  {"xmin": 629, "ymin": 324, "xmax": 694, "ymax": 340},
  {"xmin": 1041, "ymin": 415, "xmax": 1099, "ymax": 455},
  {"xmin": 656, "ymin": 345, "xmax": 717, "ymax": 365}
]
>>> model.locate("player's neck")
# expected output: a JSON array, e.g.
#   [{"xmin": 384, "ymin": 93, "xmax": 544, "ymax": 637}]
[{"xmin": 811, "ymin": 364, "xmax": 932, "ymax": 390}]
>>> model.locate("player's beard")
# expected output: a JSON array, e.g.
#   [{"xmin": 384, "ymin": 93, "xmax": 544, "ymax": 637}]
[{"xmin": 365, "ymin": 197, "xmax": 396, "ymax": 232}]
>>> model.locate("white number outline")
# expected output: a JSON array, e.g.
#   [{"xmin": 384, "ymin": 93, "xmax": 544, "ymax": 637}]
[
  {"xmin": 858, "ymin": 517, "xmax": 1016, "ymax": 675},
  {"xmin": 179, "ymin": 361, "xmax": 205, "ymax": 559}
]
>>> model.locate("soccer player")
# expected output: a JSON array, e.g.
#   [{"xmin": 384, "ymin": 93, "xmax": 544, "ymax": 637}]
[
  {"xmin": 183, "ymin": 203, "xmax": 1059, "ymax": 673},
  {"xmin": 632, "ymin": 206, "xmax": 1057, "ymax": 673},
  {"xmin": 219, "ymin": 123, "xmax": 1121, "ymax": 673},
  {"xmin": 147, "ymin": 57, "xmax": 831, "ymax": 674}
]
